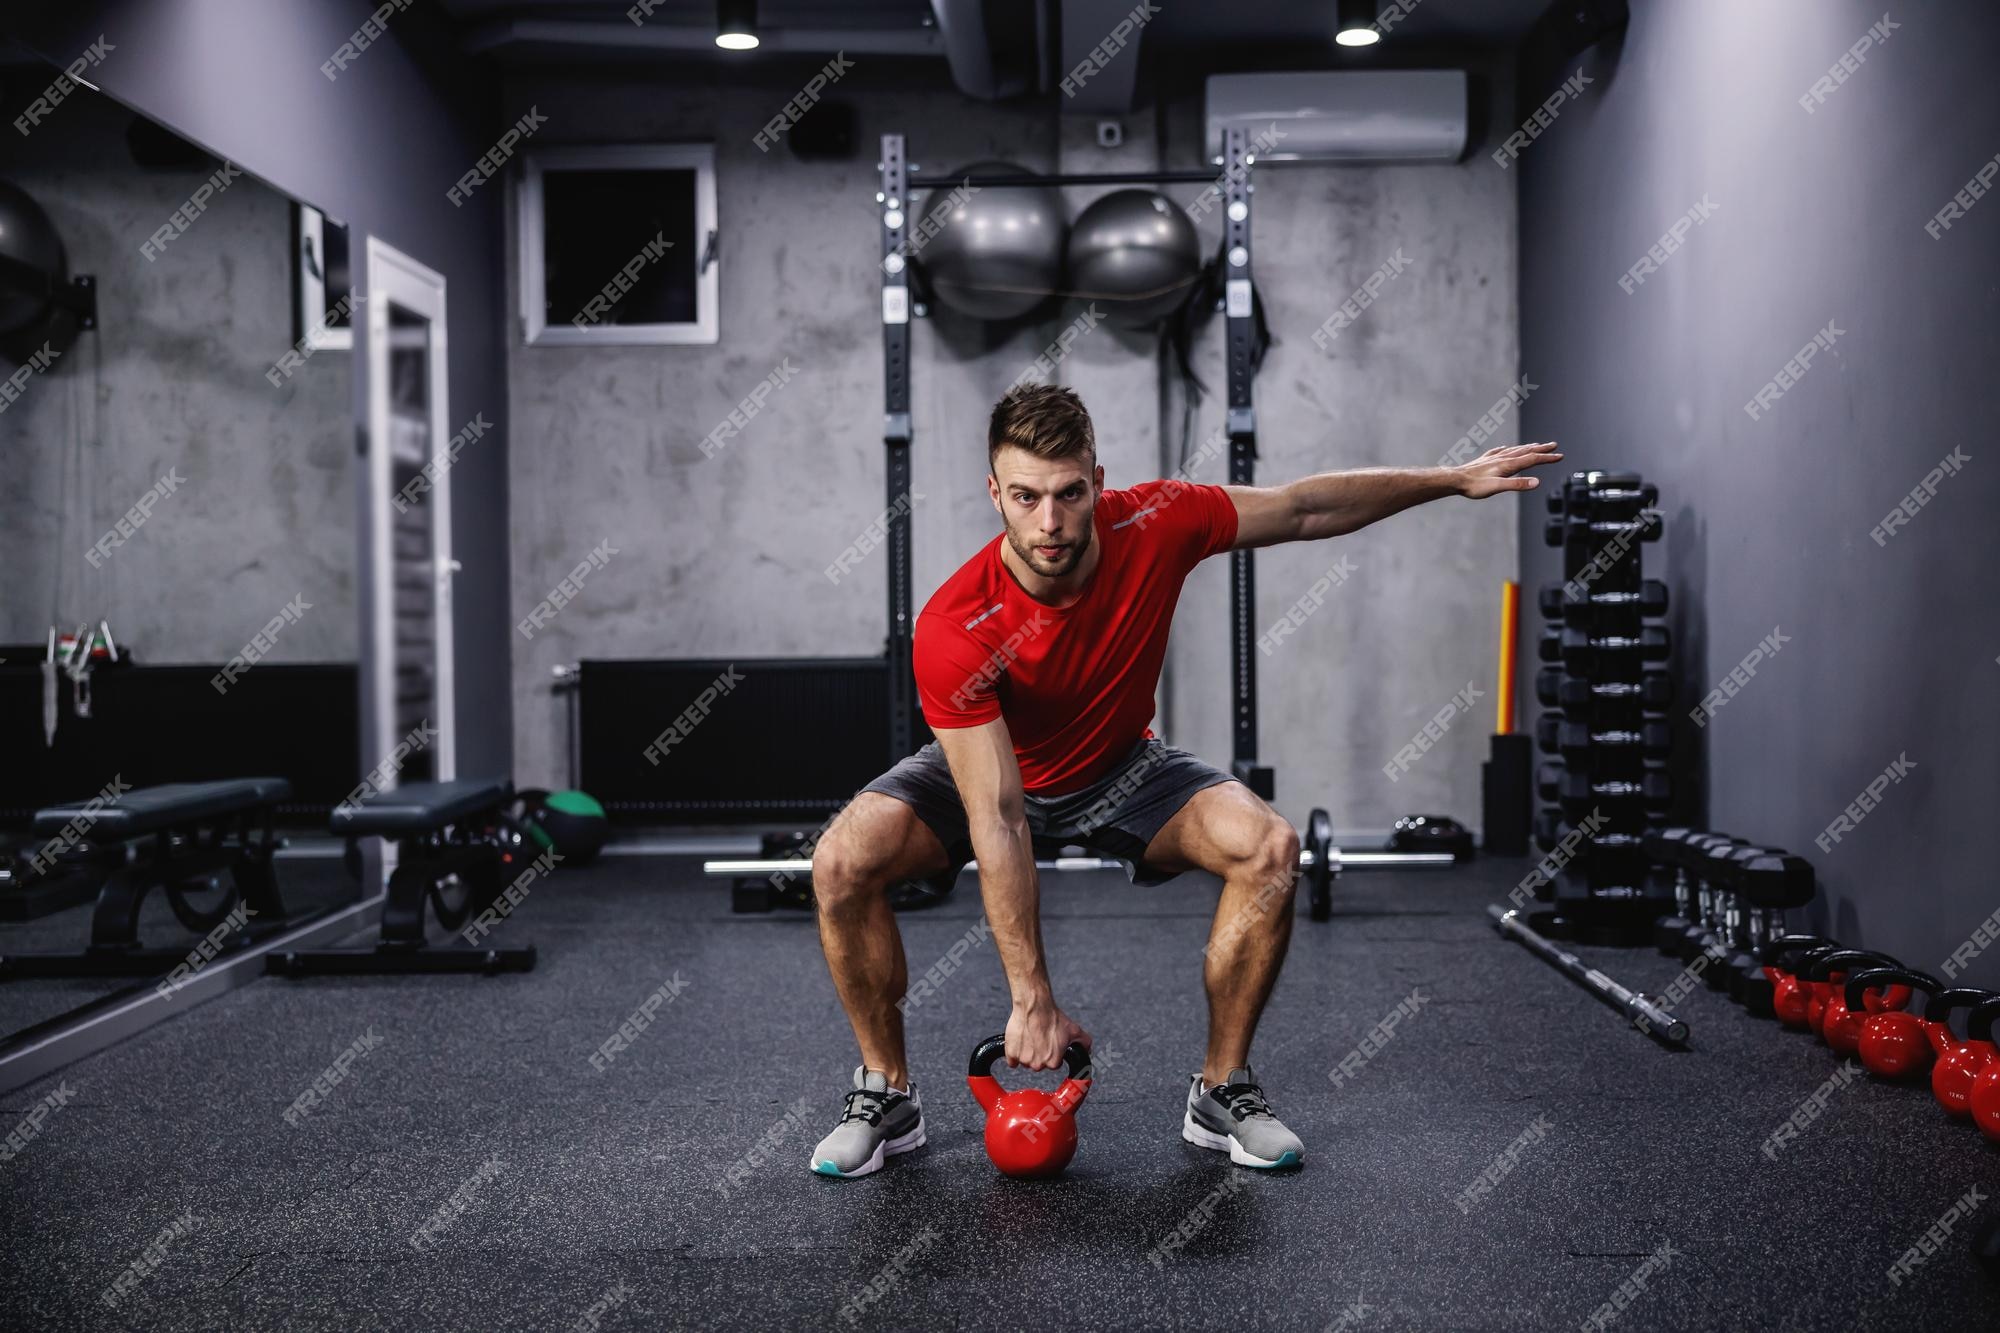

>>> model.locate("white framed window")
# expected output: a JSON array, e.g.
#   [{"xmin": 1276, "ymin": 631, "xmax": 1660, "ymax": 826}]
[{"xmin": 518, "ymin": 143, "xmax": 719, "ymax": 346}]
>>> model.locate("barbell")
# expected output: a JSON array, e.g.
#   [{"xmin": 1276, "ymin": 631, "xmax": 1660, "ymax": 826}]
[{"xmin": 705, "ymin": 807, "xmax": 1457, "ymax": 922}]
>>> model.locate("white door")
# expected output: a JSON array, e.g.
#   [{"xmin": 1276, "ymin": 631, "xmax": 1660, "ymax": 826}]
[{"xmin": 360, "ymin": 237, "xmax": 455, "ymax": 791}]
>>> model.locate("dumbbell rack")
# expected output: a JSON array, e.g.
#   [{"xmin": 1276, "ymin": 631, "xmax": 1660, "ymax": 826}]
[{"xmin": 1531, "ymin": 470, "xmax": 1676, "ymax": 945}]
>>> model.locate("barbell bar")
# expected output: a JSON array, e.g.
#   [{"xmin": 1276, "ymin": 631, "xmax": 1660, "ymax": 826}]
[
  {"xmin": 701, "ymin": 849, "xmax": 1455, "ymax": 878},
  {"xmin": 704, "ymin": 806, "xmax": 1458, "ymax": 922}
]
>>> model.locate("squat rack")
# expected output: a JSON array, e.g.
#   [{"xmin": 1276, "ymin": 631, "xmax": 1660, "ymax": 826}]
[{"xmin": 876, "ymin": 127, "xmax": 1277, "ymax": 801}]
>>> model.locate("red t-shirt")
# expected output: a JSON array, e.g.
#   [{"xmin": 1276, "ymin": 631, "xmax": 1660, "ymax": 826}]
[{"xmin": 913, "ymin": 479, "xmax": 1240, "ymax": 794}]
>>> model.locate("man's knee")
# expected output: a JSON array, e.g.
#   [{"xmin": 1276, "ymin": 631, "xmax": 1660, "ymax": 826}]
[
  {"xmin": 1252, "ymin": 819, "xmax": 1301, "ymax": 891},
  {"xmin": 811, "ymin": 824, "xmax": 888, "ymax": 916}
]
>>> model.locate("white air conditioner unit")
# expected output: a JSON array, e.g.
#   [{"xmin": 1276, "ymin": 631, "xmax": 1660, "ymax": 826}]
[{"xmin": 1205, "ymin": 70, "xmax": 1468, "ymax": 164}]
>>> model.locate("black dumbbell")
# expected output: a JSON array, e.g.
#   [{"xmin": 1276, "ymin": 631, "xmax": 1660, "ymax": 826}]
[
  {"xmin": 1646, "ymin": 828, "xmax": 1719, "ymax": 953},
  {"xmin": 1538, "ymin": 764, "xmax": 1664, "ymax": 805},
  {"xmin": 1550, "ymin": 509, "xmax": 1664, "ymax": 546},
  {"xmin": 1539, "ymin": 669, "xmax": 1673, "ymax": 711},
  {"xmin": 1560, "ymin": 472, "xmax": 1656, "ymax": 512},
  {"xmin": 1658, "ymin": 831, "xmax": 1739, "ymax": 958},
  {"xmin": 1678, "ymin": 837, "xmax": 1750, "ymax": 966},
  {"xmin": 1557, "ymin": 719, "xmax": 1671, "ymax": 760},
  {"xmin": 1555, "ymin": 769, "xmax": 1672, "ymax": 809},
  {"xmin": 1726, "ymin": 850, "xmax": 1816, "ymax": 1013},
  {"xmin": 1535, "ymin": 813, "xmax": 1614, "ymax": 856},
  {"xmin": 1692, "ymin": 842, "xmax": 1790, "ymax": 983},
  {"xmin": 1536, "ymin": 581, "xmax": 1662, "ymax": 621},
  {"xmin": 1543, "ymin": 580, "xmax": 1669, "ymax": 623},
  {"xmin": 1535, "ymin": 712, "xmax": 1564, "ymax": 756},
  {"xmin": 1539, "ymin": 625, "xmax": 1671, "ymax": 671}
]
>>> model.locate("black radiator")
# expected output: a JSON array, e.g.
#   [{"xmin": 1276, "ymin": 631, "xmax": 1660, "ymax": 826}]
[
  {"xmin": 578, "ymin": 657, "xmax": 926, "ymax": 823},
  {"xmin": 0, "ymin": 663, "xmax": 361, "ymax": 828}
]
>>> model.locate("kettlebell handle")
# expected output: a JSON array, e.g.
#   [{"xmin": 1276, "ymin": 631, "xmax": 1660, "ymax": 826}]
[
  {"xmin": 1801, "ymin": 948, "xmax": 1900, "ymax": 982},
  {"xmin": 1843, "ymin": 966, "xmax": 1937, "ymax": 1012},
  {"xmin": 1757, "ymin": 933, "xmax": 1837, "ymax": 967},
  {"xmin": 967, "ymin": 1033, "xmax": 1094, "ymax": 1082},
  {"xmin": 1925, "ymin": 987, "xmax": 1998, "ymax": 1025}
]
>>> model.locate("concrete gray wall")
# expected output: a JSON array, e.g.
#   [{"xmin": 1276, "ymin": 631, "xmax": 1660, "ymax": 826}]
[
  {"xmin": 8, "ymin": 0, "xmax": 515, "ymax": 780},
  {"xmin": 505, "ymin": 66, "xmax": 1523, "ymax": 839},
  {"xmin": 0, "ymin": 93, "xmax": 354, "ymax": 662},
  {"xmin": 1159, "ymin": 82, "xmax": 1521, "ymax": 834},
  {"xmin": 503, "ymin": 72, "xmax": 1065, "ymax": 790},
  {"xmin": 1515, "ymin": 1, "xmax": 2000, "ymax": 979}
]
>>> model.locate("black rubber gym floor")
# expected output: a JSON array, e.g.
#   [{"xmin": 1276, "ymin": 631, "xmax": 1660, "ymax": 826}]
[{"xmin": 4, "ymin": 854, "xmax": 1996, "ymax": 1331}]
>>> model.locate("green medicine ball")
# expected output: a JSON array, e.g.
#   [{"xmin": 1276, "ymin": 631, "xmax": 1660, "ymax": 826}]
[{"xmin": 528, "ymin": 789, "xmax": 608, "ymax": 866}]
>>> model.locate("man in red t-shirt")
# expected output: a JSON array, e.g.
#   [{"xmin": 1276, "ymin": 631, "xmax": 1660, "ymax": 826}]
[{"xmin": 807, "ymin": 385, "xmax": 1559, "ymax": 1177}]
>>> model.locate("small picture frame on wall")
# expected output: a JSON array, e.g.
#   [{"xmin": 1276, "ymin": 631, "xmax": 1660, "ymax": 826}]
[{"xmin": 294, "ymin": 203, "xmax": 354, "ymax": 352}]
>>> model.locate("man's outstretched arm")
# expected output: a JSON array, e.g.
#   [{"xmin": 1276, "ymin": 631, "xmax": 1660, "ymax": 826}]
[{"xmin": 1225, "ymin": 441, "xmax": 1563, "ymax": 549}]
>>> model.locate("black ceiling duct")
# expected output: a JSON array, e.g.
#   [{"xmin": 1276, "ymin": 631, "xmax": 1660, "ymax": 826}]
[
  {"xmin": 125, "ymin": 115, "xmax": 218, "ymax": 170},
  {"xmin": 930, "ymin": 0, "xmax": 1044, "ymax": 100},
  {"xmin": 1518, "ymin": 0, "xmax": 1630, "ymax": 110}
]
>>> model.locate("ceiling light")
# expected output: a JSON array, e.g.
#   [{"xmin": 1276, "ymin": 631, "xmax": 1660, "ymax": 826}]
[
  {"xmin": 1336, "ymin": 0, "xmax": 1381, "ymax": 46},
  {"xmin": 716, "ymin": 0, "xmax": 759, "ymax": 50}
]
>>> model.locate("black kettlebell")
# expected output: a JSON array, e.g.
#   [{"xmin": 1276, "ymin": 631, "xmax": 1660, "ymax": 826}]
[{"xmin": 1389, "ymin": 814, "xmax": 1473, "ymax": 860}]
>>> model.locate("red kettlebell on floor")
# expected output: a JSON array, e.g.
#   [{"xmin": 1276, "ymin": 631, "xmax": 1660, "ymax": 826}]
[
  {"xmin": 1929, "ymin": 989, "xmax": 2000, "ymax": 1118},
  {"xmin": 1762, "ymin": 937, "xmax": 1838, "ymax": 1029},
  {"xmin": 967, "ymin": 1034, "xmax": 1092, "ymax": 1178},
  {"xmin": 1807, "ymin": 950, "xmax": 1910, "ymax": 1048},
  {"xmin": 1800, "ymin": 950, "xmax": 1863, "ymax": 1032},
  {"xmin": 1845, "ymin": 967, "xmax": 1941, "ymax": 1078},
  {"xmin": 1963, "ymin": 998, "xmax": 2000, "ymax": 1139}
]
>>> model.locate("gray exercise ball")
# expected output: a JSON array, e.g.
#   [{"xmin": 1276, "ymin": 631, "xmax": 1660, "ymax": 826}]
[
  {"xmin": 917, "ymin": 163, "xmax": 1066, "ymax": 321},
  {"xmin": 1066, "ymin": 189, "xmax": 1203, "ymax": 327},
  {"xmin": 0, "ymin": 181, "xmax": 68, "ymax": 337}
]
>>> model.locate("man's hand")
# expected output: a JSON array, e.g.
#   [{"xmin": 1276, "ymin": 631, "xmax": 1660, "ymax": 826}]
[
  {"xmin": 1006, "ymin": 995, "xmax": 1092, "ymax": 1071},
  {"xmin": 1454, "ymin": 441, "xmax": 1563, "ymax": 498}
]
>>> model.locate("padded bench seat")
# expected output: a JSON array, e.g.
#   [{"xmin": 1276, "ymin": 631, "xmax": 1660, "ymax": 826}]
[
  {"xmin": 32, "ymin": 777, "xmax": 292, "ymax": 839},
  {"xmin": 269, "ymin": 776, "xmax": 534, "ymax": 978},
  {"xmin": 330, "ymin": 779, "xmax": 513, "ymax": 838},
  {"xmin": 5, "ymin": 777, "xmax": 292, "ymax": 977}
]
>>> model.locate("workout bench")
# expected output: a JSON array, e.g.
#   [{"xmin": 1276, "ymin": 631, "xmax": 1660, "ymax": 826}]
[
  {"xmin": 266, "ymin": 778, "xmax": 536, "ymax": 977},
  {"xmin": 0, "ymin": 777, "xmax": 291, "ymax": 980}
]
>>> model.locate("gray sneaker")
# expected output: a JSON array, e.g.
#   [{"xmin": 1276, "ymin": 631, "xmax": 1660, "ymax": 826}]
[
  {"xmin": 809, "ymin": 1066, "xmax": 926, "ymax": 1178},
  {"xmin": 1182, "ymin": 1067, "xmax": 1304, "ymax": 1168}
]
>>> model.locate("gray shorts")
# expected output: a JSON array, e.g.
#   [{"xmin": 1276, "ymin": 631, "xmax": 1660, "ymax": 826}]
[{"xmin": 861, "ymin": 737, "xmax": 1236, "ymax": 886}]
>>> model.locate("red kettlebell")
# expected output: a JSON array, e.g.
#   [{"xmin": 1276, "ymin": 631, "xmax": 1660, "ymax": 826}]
[
  {"xmin": 1762, "ymin": 937, "xmax": 1838, "ymax": 1029},
  {"xmin": 1807, "ymin": 950, "xmax": 1910, "ymax": 1049},
  {"xmin": 1800, "ymin": 949, "xmax": 1863, "ymax": 1032},
  {"xmin": 967, "ymin": 1034, "xmax": 1092, "ymax": 1178},
  {"xmin": 1963, "ymin": 998, "xmax": 2000, "ymax": 1139},
  {"xmin": 1929, "ymin": 989, "xmax": 2000, "ymax": 1119},
  {"xmin": 1846, "ymin": 967, "xmax": 1940, "ymax": 1078}
]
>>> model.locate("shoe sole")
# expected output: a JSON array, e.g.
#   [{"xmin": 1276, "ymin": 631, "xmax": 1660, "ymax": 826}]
[
  {"xmin": 1182, "ymin": 1108, "xmax": 1303, "ymax": 1169},
  {"xmin": 810, "ymin": 1118, "xmax": 927, "ymax": 1178}
]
